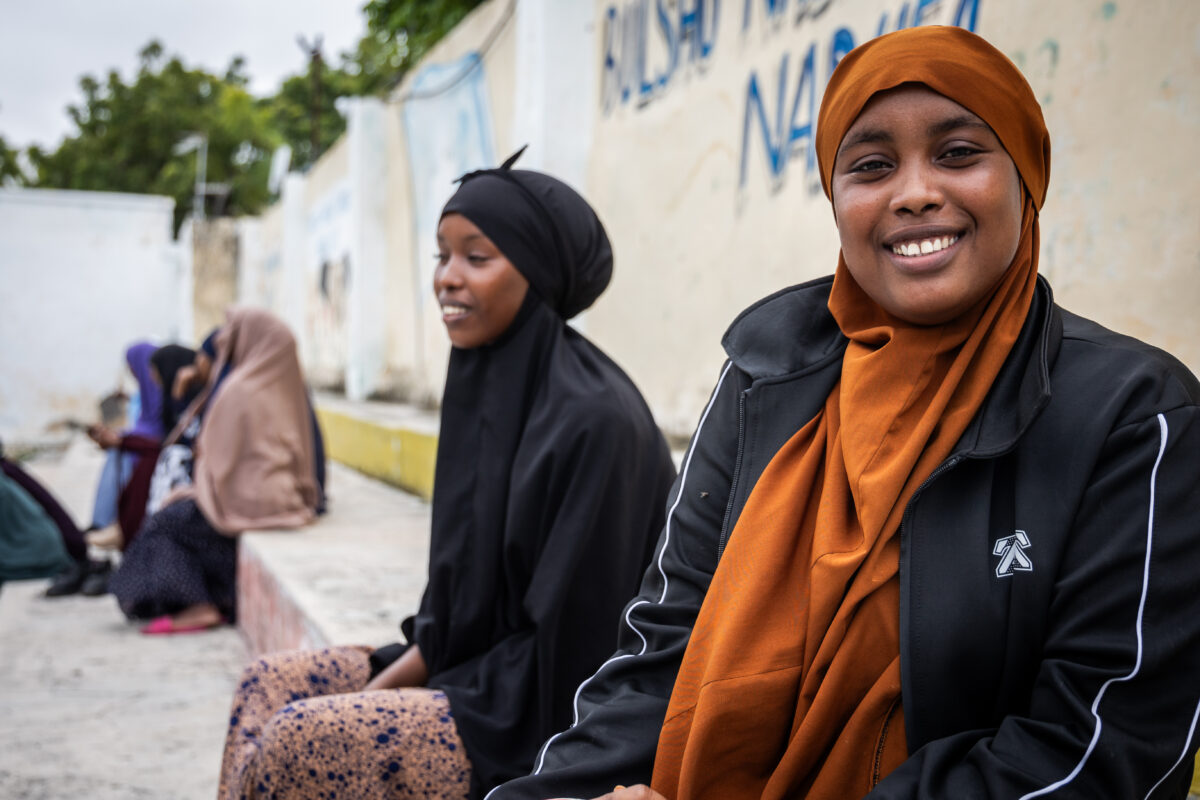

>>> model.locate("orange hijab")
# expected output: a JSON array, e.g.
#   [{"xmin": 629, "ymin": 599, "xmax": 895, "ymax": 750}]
[
  {"xmin": 652, "ymin": 26, "xmax": 1050, "ymax": 800},
  {"xmin": 176, "ymin": 308, "xmax": 319, "ymax": 534}
]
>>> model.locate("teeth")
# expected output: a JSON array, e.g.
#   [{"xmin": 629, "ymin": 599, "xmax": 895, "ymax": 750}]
[
  {"xmin": 891, "ymin": 235, "xmax": 958, "ymax": 257},
  {"xmin": 442, "ymin": 305, "xmax": 469, "ymax": 315}
]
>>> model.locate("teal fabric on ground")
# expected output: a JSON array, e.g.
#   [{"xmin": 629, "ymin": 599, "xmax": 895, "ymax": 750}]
[{"xmin": 0, "ymin": 470, "xmax": 72, "ymax": 581}]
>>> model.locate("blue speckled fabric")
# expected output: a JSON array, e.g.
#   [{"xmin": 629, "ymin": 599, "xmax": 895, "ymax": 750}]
[{"xmin": 219, "ymin": 646, "xmax": 472, "ymax": 799}]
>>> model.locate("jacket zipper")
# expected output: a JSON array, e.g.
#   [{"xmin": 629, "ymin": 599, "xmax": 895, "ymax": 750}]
[
  {"xmin": 717, "ymin": 390, "xmax": 748, "ymax": 560},
  {"xmin": 871, "ymin": 694, "xmax": 904, "ymax": 788},
  {"xmin": 901, "ymin": 454, "xmax": 964, "ymax": 533}
]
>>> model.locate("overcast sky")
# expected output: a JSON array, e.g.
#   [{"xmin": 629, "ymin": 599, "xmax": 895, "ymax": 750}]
[{"xmin": 0, "ymin": 0, "xmax": 369, "ymax": 150}]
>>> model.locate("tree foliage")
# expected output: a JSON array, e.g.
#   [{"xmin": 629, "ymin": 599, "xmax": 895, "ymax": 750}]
[
  {"xmin": 261, "ymin": 0, "xmax": 484, "ymax": 171},
  {"xmin": 10, "ymin": 1, "xmax": 486, "ymax": 228},
  {"xmin": 26, "ymin": 42, "xmax": 278, "ymax": 232},
  {"xmin": 0, "ymin": 134, "xmax": 23, "ymax": 184},
  {"xmin": 361, "ymin": 0, "xmax": 486, "ymax": 85}
]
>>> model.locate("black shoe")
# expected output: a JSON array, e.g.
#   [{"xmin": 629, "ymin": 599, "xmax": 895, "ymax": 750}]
[
  {"xmin": 45, "ymin": 560, "xmax": 89, "ymax": 597},
  {"xmin": 80, "ymin": 560, "xmax": 113, "ymax": 597}
]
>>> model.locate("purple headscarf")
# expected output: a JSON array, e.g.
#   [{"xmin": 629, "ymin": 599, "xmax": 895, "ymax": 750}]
[{"xmin": 124, "ymin": 342, "xmax": 164, "ymax": 440}]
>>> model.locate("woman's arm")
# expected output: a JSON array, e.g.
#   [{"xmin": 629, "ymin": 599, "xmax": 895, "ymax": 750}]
[{"xmin": 364, "ymin": 644, "xmax": 428, "ymax": 691}]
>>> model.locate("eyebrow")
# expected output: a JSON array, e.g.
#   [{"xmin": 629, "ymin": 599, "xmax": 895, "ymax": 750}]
[{"xmin": 837, "ymin": 114, "xmax": 992, "ymax": 155}]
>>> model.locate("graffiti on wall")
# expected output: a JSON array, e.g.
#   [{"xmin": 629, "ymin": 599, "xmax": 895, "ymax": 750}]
[
  {"xmin": 306, "ymin": 182, "xmax": 352, "ymax": 385},
  {"xmin": 599, "ymin": 0, "xmax": 981, "ymax": 193},
  {"xmin": 600, "ymin": 0, "xmax": 721, "ymax": 113}
]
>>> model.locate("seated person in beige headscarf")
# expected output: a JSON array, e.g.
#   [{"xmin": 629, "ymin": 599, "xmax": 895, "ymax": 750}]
[{"xmin": 109, "ymin": 309, "xmax": 321, "ymax": 633}]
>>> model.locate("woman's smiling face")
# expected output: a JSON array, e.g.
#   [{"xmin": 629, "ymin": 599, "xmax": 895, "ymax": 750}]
[
  {"xmin": 831, "ymin": 84, "xmax": 1024, "ymax": 326},
  {"xmin": 434, "ymin": 213, "xmax": 530, "ymax": 349}
]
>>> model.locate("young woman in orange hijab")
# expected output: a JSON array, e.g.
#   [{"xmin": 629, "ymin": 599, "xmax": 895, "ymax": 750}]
[{"xmin": 489, "ymin": 25, "xmax": 1200, "ymax": 800}]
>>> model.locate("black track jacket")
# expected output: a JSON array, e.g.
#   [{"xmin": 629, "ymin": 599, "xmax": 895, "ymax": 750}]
[{"xmin": 491, "ymin": 275, "xmax": 1200, "ymax": 800}]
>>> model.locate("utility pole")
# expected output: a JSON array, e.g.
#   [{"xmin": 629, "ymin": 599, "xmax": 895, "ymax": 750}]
[
  {"xmin": 173, "ymin": 133, "xmax": 208, "ymax": 221},
  {"xmin": 297, "ymin": 35, "xmax": 324, "ymax": 163}
]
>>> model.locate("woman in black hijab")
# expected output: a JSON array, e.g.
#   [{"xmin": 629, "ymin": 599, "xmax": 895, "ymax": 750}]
[
  {"xmin": 218, "ymin": 152, "xmax": 677, "ymax": 800},
  {"xmin": 149, "ymin": 344, "xmax": 199, "ymax": 434}
]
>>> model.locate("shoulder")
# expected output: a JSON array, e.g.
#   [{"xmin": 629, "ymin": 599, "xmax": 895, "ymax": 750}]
[
  {"xmin": 721, "ymin": 276, "xmax": 846, "ymax": 380},
  {"xmin": 1054, "ymin": 307, "xmax": 1200, "ymax": 414},
  {"xmin": 529, "ymin": 340, "xmax": 667, "ymax": 451}
]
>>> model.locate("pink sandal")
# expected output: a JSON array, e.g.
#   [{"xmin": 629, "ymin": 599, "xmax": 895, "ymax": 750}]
[{"xmin": 140, "ymin": 615, "xmax": 221, "ymax": 635}]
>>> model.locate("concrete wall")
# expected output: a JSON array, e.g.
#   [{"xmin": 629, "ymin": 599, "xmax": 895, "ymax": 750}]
[
  {"xmin": 231, "ymin": 0, "xmax": 1199, "ymax": 436},
  {"xmin": 190, "ymin": 218, "xmax": 239, "ymax": 342},
  {"xmin": 0, "ymin": 188, "xmax": 186, "ymax": 442}
]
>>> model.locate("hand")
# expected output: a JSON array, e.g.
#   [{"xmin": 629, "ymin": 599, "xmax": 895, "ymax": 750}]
[
  {"xmin": 364, "ymin": 644, "xmax": 428, "ymax": 691},
  {"xmin": 87, "ymin": 425, "xmax": 121, "ymax": 449},
  {"xmin": 172, "ymin": 365, "xmax": 198, "ymax": 400}
]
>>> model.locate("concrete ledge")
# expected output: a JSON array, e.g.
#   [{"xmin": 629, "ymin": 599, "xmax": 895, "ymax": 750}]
[
  {"xmin": 237, "ymin": 460, "xmax": 431, "ymax": 656},
  {"xmin": 314, "ymin": 394, "xmax": 439, "ymax": 501}
]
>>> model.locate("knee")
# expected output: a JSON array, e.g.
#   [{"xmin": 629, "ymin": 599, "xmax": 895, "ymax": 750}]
[{"xmin": 258, "ymin": 701, "xmax": 306, "ymax": 752}]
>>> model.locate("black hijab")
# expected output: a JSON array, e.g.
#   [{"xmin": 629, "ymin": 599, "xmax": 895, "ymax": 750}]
[
  {"xmin": 407, "ymin": 152, "xmax": 677, "ymax": 797},
  {"xmin": 149, "ymin": 344, "xmax": 197, "ymax": 434}
]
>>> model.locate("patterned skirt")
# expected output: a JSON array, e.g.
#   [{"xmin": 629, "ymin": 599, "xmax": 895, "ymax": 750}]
[{"xmin": 219, "ymin": 646, "xmax": 473, "ymax": 799}]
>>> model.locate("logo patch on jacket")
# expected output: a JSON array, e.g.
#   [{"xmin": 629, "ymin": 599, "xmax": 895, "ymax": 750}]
[{"xmin": 993, "ymin": 530, "xmax": 1033, "ymax": 578}]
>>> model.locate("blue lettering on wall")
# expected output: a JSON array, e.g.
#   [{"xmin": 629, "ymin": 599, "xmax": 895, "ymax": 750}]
[
  {"xmin": 743, "ymin": 0, "xmax": 838, "ymax": 30},
  {"xmin": 739, "ymin": 0, "xmax": 981, "ymax": 188},
  {"xmin": 599, "ymin": 0, "xmax": 982, "ymax": 192},
  {"xmin": 602, "ymin": 0, "xmax": 721, "ymax": 113}
]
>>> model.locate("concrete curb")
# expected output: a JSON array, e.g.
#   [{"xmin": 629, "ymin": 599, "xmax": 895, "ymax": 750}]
[
  {"xmin": 236, "ymin": 459, "xmax": 431, "ymax": 657},
  {"xmin": 313, "ymin": 394, "xmax": 440, "ymax": 500}
]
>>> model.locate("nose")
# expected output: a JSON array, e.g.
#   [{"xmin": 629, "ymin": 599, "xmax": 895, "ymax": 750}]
[
  {"xmin": 890, "ymin": 161, "xmax": 943, "ymax": 215},
  {"xmin": 433, "ymin": 253, "xmax": 465, "ymax": 294}
]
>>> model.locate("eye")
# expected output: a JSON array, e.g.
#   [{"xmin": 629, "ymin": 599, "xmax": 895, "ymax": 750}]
[
  {"xmin": 940, "ymin": 144, "xmax": 984, "ymax": 163},
  {"xmin": 845, "ymin": 156, "xmax": 893, "ymax": 176},
  {"xmin": 434, "ymin": 251, "xmax": 448, "ymax": 266},
  {"xmin": 467, "ymin": 253, "xmax": 491, "ymax": 265}
]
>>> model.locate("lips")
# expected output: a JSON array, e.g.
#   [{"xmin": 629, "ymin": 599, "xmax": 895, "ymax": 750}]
[{"xmin": 441, "ymin": 304, "xmax": 471, "ymax": 321}]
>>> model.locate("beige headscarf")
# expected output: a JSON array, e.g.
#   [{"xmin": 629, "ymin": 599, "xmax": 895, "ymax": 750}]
[{"xmin": 177, "ymin": 308, "xmax": 318, "ymax": 534}]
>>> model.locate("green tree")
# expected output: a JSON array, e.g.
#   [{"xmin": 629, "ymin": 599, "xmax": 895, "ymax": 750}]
[
  {"xmin": 27, "ymin": 41, "xmax": 279, "ymax": 232},
  {"xmin": 0, "ymin": 134, "xmax": 25, "ymax": 184},
  {"xmin": 259, "ymin": 52, "xmax": 366, "ymax": 171},
  {"xmin": 260, "ymin": 0, "xmax": 483, "ymax": 171},
  {"xmin": 361, "ymin": 0, "xmax": 486, "ymax": 85}
]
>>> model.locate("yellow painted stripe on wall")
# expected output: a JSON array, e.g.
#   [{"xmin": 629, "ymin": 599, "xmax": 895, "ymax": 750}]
[{"xmin": 315, "ymin": 406, "xmax": 437, "ymax": 501}]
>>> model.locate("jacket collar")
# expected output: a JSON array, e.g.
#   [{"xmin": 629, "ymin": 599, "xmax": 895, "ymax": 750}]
[{"xmin": 721, "ymin": 274, "xmax": 1061, "ymax": 456}]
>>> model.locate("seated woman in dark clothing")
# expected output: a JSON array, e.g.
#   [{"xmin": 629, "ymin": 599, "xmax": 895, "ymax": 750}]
[
  {"xmin": 109, "ymin": 309, "xmax": 322, "ymax": 633},
  {"xmin": 1, "ymin": 449, "xmax": 88, "ymax": 579},
  {"xmin": 489, "ymin": 27, "xmax": 1200, "ymax": 800},
  {"xmin": 83, "ymin": 341, "xmax": 164, "ymax": 550},
  {"xmin": 0, "ymin": 442, "xmax": 73, "ymax": 584},
  {"xmin": 144, "ymin": 344, "xmax": 199, "ymax": 516},
  {"xmin": 216, "ymin": 155, "xmax": 678, "ymax": 800},
  {"xmin": 4, "ymin": 445, "xmax": 97, "ymax": 597}
]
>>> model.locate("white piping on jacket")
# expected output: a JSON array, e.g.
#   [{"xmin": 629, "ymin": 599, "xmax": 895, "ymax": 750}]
[
  {"xmin": 485, "ymin": 361, "xmax": 734, "ymax": 798},
  {"xmin": 1144, "ymin": 694, "xmax": 1200, "ymax": 799},
  {"xmin": 1020, "ymin": 413, "xmax": 1169, "ymax": 799}
]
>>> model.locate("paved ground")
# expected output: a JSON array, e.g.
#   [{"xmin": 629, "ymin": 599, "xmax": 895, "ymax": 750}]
[{"xmin": 0, "ymin": 438, "xmax": 247, "ymax": 800}]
